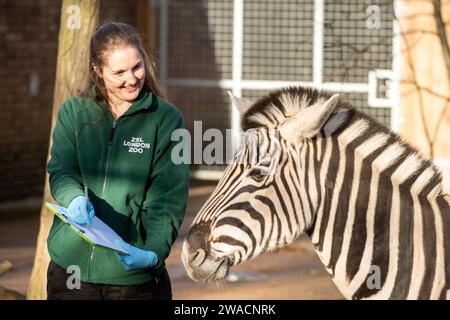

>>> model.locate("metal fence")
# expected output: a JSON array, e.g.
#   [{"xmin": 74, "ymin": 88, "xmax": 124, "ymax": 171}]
[{"xmin": 158, "ymin": 0, "xmax": 396, "ymax": 178}]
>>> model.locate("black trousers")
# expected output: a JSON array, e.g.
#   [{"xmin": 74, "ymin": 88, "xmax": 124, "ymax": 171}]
[{"xmin": 46, "ymin": 260, "xmax": 172, "ymax": 300}]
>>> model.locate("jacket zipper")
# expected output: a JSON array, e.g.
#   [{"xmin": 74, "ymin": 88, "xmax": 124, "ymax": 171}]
[
  {"xmin": 102, "ymin": 120, "xmax": 116, "ymax": 198},
  {"xmin": 89, "ymin": 120, "xmax": 116, "ymax": 280}
]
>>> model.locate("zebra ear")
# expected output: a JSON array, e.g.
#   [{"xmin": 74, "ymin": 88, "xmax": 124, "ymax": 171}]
[
  {"xmin": 278, "ymin": 94, "xmax": 341, "ymax": 140},
  {"xmin": 228, "ymin": 91, "xmax": 253, "ymax": 116},
  {"xmin": 297, "ymin": 93, "xmax": 341, "ymax": 138}
]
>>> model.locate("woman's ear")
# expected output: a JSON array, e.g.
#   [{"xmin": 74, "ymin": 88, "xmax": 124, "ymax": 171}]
[{"xmin": 92, "ymin": 64, "xmax": 102, "ymax": 78}]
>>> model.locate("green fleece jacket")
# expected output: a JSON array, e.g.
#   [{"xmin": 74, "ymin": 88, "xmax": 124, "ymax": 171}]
[{"xmin": 46, "ymin": 89, "xmax": 189, "ymax": 285}]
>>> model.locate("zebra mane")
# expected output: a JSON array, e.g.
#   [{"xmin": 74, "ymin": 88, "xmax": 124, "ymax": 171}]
[
  {"xmin": 241, "ymin": 86, "xmax": 447, "ymax": 199},
  {"xmin": 241, "ymin": 86, "xmax": 351, "ymax": 131}
]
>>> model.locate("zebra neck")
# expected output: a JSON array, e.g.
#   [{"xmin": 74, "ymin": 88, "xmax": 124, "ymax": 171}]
[{"xmin": 306, "ymin": 121, "xmax": 450, "ymax": 300}]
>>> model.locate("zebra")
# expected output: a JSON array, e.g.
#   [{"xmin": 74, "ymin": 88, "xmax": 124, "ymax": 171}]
[{"xmin": 181, "ymin": 86, "xmax": 450, "ymax": 300}]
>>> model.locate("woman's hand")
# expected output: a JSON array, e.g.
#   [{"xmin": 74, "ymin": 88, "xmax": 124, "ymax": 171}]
[
  {"xmin": 67, "ymin": 196, "xmax": 95, "ymax": 226},
  {"xmin": 114, "ymin": 239, "xmax": 158, "ymax": 271}
]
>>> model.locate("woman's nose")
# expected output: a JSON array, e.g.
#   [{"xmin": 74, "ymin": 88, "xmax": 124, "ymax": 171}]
[{"xmin": 124, "ymin": 71, "xmax": 138, "ymax": 84}]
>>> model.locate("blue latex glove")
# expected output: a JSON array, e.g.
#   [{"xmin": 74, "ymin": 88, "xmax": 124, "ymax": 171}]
[
  {"xmin": 114, "ymin": 239, "xmax": 158, "ymax": 271},
  {"xmin": 67, "ymin": 196, "xmax": 95, "ymax": 226}
]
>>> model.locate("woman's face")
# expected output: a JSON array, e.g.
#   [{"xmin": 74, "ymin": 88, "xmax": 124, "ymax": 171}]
[{"xmin": 95, "ymin": 46, "xmax": 146, "ymax": 104}]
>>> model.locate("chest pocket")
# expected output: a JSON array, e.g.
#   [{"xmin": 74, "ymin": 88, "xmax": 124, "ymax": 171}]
[{"xmin": 110, "ymin": 130, "xmax": 155, "ymax": 190}]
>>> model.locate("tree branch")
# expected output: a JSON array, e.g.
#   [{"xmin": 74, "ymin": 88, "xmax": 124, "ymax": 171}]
[
  {"xmin": 399, "ymin": 79, "xmax": 450, "ymax": 101},
  {"xmin": 433, "ymin": 0, "xmax": 450, "ymax": 83}
]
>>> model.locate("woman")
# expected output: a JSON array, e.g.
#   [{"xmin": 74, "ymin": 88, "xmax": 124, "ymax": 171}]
[{"xmin": 46, "ymin": 22, "xmax": 189, "ymax": 300}]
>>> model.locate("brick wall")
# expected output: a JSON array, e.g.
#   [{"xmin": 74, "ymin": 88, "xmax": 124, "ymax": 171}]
[{"xmin": 0, "ymin": 0, "xmax": 137, "ymax": 202}]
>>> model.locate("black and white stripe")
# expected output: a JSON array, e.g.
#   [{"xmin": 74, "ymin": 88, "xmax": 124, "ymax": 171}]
[{"xmin": 183, "ymin": 86, "xmax": 450, "ymax": 299}]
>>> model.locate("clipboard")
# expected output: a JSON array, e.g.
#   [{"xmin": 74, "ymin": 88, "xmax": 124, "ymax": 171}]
[{"xmin": 45, "ymin": 202, "xmax": 129, "ymax": 255}]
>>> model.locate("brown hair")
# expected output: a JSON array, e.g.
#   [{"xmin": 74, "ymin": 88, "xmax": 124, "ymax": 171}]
[{"xmin": 81, "ymin": 21, "xmax": 165, "ymax": 101}]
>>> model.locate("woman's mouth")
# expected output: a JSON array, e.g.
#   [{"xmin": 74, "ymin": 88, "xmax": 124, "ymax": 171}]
[{"xmin": 122, "ymin": 85, "xmax": 138, "ymax": 93}]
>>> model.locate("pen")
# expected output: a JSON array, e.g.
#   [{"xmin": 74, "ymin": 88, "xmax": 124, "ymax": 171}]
[{"xmin": 84, "ymin": 184, "xmax": 91, "ymax": 227}]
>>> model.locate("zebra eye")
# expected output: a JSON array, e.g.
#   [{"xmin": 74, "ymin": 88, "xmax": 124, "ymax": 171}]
[{"xmin": 249, "ymin": 168, "xmax": 266, "ymax": 182}]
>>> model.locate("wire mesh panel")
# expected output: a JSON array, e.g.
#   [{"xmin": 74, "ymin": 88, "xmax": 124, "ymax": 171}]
[
  {"xmin": 242, "ymin": 1, "xmax": 394, "ymax": 128},
  {"xmin": 163, "ymin": 0, "xmax": 396, "ymax": 175},
  {"xmin": 168, "ymin": 0, "xmax": 233, "ymax": 79},
  {"xmin": 167, "ymin": 85, "xmax": 231, "ymax": 169},
  {"xmin": 167, "ymin": 0, "xmax": 234, "ymax": 170},
  {"xmin": 341, "ymin": 92, "xmax": 391, "ymax": 127},
  {"xmin": 168, "ymin": 86, "xmax": 230, "ymax": 133},
  {"xmin": 242, "ymin": 0, "xmax": 315, "ymax": 81},
  {"xmin": 242, "ymin": 89, "xmax": 274, "ymax": 102},
  {"xmin": 323, "ymin": 0, "xmax": 394, "ymax": 83}
]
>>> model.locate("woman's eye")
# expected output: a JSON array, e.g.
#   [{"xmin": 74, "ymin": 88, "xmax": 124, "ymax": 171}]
[{"xmin": 249, "ymin": 168, "xmax": 266, "ymax": 182}]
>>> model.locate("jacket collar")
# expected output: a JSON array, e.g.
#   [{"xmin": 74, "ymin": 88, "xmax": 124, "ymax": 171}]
[{"xmin": 91, "ymin": 86, "xmax": 154, "ymax": 117}]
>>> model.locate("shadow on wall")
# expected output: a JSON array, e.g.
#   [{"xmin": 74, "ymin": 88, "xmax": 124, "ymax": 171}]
[{"xmin": 165, "ymin": 0, "xmax": 232, "ymax": 169}]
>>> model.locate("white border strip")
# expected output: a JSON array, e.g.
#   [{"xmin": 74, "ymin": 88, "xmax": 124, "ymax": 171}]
[
  {"xmin": 231, "ymin": 0, "xmax": 244, "ymax": 147},
  {"xmin": 167, "ymin": 78, "xmax": 369, "ymax": 92},
  {"xmin": 391, "ymin": 0, "xmax": 402, "ymax": 132},
  {"xmin": 368, "ymin": 69, "xmax": 394, "ymax": 108},
  {"xmin": 168, "ymin": 78, "xmax": 234, "ymax": 88},
  {"xmin": 313, "ymin": 0, "xmax": 324, "ymax": 86}
]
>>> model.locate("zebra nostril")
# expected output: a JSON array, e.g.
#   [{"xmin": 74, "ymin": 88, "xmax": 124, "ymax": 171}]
[{"xmin": 190, "ymin": 248, "xmax": 206, "ymax": 267}]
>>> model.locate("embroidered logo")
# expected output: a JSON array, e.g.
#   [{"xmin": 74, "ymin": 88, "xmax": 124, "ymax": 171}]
[{"xmin": 123, "ymin": 137, "xmax": 150, "ymax": 154}]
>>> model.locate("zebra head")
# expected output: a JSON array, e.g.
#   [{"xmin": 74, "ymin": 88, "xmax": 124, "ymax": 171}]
[{"xmin": 182, "ymin": 87, "xmax": 353, "ymax": 283}]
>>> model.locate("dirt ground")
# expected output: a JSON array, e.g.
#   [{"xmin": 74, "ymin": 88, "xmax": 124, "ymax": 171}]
[{"xmin": 0, "ymin": 180, "xmax": 342, "ymax": 300}]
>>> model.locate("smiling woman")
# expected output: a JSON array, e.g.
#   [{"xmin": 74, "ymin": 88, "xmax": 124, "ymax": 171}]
[
  {"xmin": 83, "ymin": 22, "xmax": 165, "ymax": 119},
  {"xmin": 45, "ymin": 22, "xmax": 189, "ymax": 300}
]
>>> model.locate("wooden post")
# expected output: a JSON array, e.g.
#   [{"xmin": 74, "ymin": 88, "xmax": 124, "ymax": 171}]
[{"xmin": 26, "ymin": 0, "xmax": 99, "ymax": 300}]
